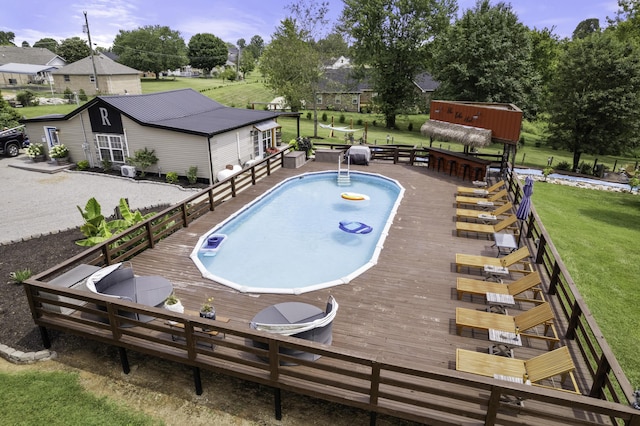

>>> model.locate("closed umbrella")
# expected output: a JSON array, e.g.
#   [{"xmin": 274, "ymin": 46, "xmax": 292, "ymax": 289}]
[{"xmin": 516, "ymin": 176, "xmax": 534, "ymax": 245}]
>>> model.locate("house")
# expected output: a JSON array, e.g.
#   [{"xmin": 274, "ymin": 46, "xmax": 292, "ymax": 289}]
[
  {"xmin": 51, "ymin": 53, "xmax": 142, "ymax": 96},
  {"xmin": 316, "ymin": 64, "xmax": 439, "ymax": 113},
  {"xmin": 21, "ymin": 89, "xmax": 300, "ymax": 183},
  {"xmin": 0, "ymin": 46, "xmax": 65, "ymax": 87}
]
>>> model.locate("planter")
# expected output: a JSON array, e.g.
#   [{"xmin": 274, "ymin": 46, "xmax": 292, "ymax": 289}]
[
  {"xmin": 199, "ymin": 308, "xmax": 216, "ymax": 331},
  {"xmin": 54, "ymin": 156, "xmax": 70, "ymax": 165},
  {"xmin": 164, "ymin": 300, "xmax": 184, "ymax": 314}
]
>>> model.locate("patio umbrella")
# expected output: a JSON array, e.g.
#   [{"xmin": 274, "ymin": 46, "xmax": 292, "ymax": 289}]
[{"xmin": 516, "ymin": 176, "xmax": 534, "ymax": 245}]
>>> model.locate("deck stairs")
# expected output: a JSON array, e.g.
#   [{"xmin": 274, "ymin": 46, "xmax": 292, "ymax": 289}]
[{"xmin": 337, "ymin": 156, "xmax": 351, "ymax": 186}]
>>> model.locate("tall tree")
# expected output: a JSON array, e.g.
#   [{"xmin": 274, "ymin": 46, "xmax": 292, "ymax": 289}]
[
  {"xmin": 0, "ymin": 91, "xmax": 22, "ymax": 129},
  {"xmin": 239, "ymin": 49, "xmax": 256, "ymax": 78},
  {"xmin": 529, "ymin": 27, "xmax": 563, "ymax": 110},
  {"xmin": 246, "ymin": 35, "xmax": 265, "ymax": 60},
  {"xmin": 572, "ymin": 18, "xmax": 601, "ymax": 39},
  {"xmin": 315, "ymin": 32, "xmax": 350, "ymax": 61},
  {"xmin": 113, "ymin": 25, "xmax": 187, "ymax": 79},
  {"xmin": 188, "ymin": 33, "xmax": 228, "ymax": 77},
  {"xmin": 607, "ymin": 0, "xmax": 640, "ymax": 43},
  {"xmin": 58, "ymin": 37, "xmax": 91, "ymax": 63},
  {"xmin": 33, "ymin": 38, "xmax": 59, "ymax": 53},
  {"xmin": 0, "ymin": 31, "xmax": 15, "ymax": 45},
  {"xmin": 430, "ymin": 0, "xmax": 540, "ymax": 118},
  {"xmin": 547, "ymin": 32, "xmax": 640, "ymax": 170},
  {"xmin": 340, "ymin": 0, "xmax": 456, "ymax": 128},
  {"xmin": 21, "ymin": 41, "xmax": 30, "ymax": 48},
  {"xmin": 260, "ymin": 18, "xmax": 320, "ymax": 112}
]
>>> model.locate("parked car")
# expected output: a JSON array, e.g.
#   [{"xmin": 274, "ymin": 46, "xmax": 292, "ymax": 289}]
[{"xmin": 0, "ymin": 127, "xmax": 29, "ymax": 157}]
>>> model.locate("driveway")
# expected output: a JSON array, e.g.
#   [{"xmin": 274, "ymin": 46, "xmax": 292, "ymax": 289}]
[{"xmin": 0, "ymin": 155, "xmax": 199, "ymax": 245}]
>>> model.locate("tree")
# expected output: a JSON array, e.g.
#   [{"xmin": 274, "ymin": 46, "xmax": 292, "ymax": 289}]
[
  {"xmin": 245, "ymin": 35, "xmax": 265, "ymax": 60},
  {"xmin": 315, "ymin": 32, "xmax": 350, "ymax": 61},
  {"xmin": 0, "ymin": 91, "xmax": 22, "ymax": 129},
  {"xmin": 260, "ymin": 18, "xmax": 320, "ymax": 112},
  {"xmin": 572, "ymin": 18, "xmax": 601, "ymax": 39},
  {"xmin": 529, "ymin": 27, "xmax": 563, "ymax": 110},
  {"xmin": 33, "ymin": 38, "xmax": 59, "ymax": 53},
  {"xmin": 21, "ymin": 41, "xmax": 30, "ymax": 48},
  {"xmin": 547, "ymin": 32, "xmax": 640, "ymax": 170},
  {"xmin": 239, "ymin": 49, "xmax": 256, "ymax": 78},
  {"xmin": 0, "ymin": 31, "xmax": 15, "ymax": 45},
  {"xmin": 430, "ymin": 0, "xmax": 540, "ymax": 118},
  {"xmin": 237, "ymin": 38, "xmax": 246, "ymax": 50},
  {"xmin": 188, "ymin": 33, "xmax": 228, "ymax": 77},
  {"xmin": 58, "ymin": 37, "xmax": 91, "ymax": 63},
  {"xmin": 340, "ymin": 0, "xmax": 456, "ymax": 128},
  {"xmin": 113, "ymin": 25, "xmax": 187, "ymax": 79},
  {"xmin": 607, "ymin": 0, "xmax": 640, "ymax": 43}
]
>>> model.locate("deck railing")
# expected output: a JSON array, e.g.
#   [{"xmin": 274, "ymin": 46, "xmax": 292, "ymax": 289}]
[{"xmin": 22, "ymin": 154, "xmax": 640, "ymax": 425}]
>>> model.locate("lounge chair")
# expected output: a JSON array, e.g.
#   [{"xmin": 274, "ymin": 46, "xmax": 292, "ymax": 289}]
[
  {"xmin": 456, "ymin": 202, "xmax": 513, "ymax": 222},
  {"xmin": 455, "ymin": 246, "xmax": 533, "ymax": 275},
  {"xmin": 456, "ymin": 346, "xmax": 580, "ymax": 393},
  {"xmin": 456, "ymin": 189, "xmax": 509, "ymax": 208},
  {"xmin": 456, "ymin": 214, "xmax": 518, "ymax": 238},
  {"xmin": 456, "ymin": 180, "xmax": 505, "ymax": 196},
  {"xmin": 455, "ymin": 302, "xmax": 559, "ymax": 349},
  {"xmin": 456, "ymin": 271, "xmax": 544, "ymax": 304}
]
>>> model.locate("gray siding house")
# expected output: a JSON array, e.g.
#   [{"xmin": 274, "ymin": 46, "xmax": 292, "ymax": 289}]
[{"xmin": 21, "ymin": 89, "xmax": 298, "ymax": 183}]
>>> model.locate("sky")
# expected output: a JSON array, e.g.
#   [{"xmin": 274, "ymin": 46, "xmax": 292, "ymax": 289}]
[{"xmin": 0, "ymin": 0, "xmax": 621, "ymax": 49}]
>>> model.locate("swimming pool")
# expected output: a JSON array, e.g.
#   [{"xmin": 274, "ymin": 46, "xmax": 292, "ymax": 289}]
[{"xmin": 190, "ymin": 171, "xmax": 405, "ymax": 294}]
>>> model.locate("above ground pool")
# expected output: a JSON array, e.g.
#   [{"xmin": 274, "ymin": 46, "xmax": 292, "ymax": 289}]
[{"xmin": 190, "ymin": 171, "xmax": 404, "ymax": 294}]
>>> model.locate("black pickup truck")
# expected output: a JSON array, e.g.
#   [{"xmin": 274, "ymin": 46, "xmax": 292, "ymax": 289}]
[{"xmin": 0, "ymin": 128, "xmax": 29, "ymax": 157}]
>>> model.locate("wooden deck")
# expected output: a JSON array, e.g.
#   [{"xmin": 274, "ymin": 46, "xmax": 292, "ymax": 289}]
[{"xmin": 127, "ymin": 159, "xmax": 591, "ymax": 394}]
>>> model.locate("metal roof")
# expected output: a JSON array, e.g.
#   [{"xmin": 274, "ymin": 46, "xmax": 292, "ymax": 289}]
[
  {"xmin": 22, "ymin": 88, "xmax": 295, "ymax": 137},
  {"xmin": 0, "ymin": 63, "xmax": 57, "ymax": 74}
]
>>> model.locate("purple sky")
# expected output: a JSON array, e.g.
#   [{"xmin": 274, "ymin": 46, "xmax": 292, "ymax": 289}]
[{"xmin": 0, "ymin": 0, "xmax": 620, "ymax": 48}]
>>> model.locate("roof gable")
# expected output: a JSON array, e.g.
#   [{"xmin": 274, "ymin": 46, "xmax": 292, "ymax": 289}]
[
  {"xmin": 52, "ymin": 53, "xmax": 140, "ymax": 75},
  {"xmin": 0, "ymin": 46, "xmax": 64, "ymax": 67}
]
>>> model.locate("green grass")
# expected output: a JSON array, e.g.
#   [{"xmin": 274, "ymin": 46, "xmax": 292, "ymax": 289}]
[
  {"xmin": 533, "ymin": 182, "xmax": 640, "ymax": 387},
  {"xmin": 0, "ymin": 370, "xmax": 160, "ymax": 425}
]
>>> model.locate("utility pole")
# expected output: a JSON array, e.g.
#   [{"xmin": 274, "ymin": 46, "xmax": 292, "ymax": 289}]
[{"xmin": 83, "ymin": 11, "xmax": 99, "ymax": 94}]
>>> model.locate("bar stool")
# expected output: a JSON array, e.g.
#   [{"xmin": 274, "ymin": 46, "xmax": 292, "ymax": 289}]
[
  {"xmin": 448, "ymin": 159, "xmax": 457, "ymax": 176},
  {"xmin": 460, "ymin": 163, "xmax": 471, "ymax": 181},
  {"xmin": 474, "ymin": 166, "xmax": 484, "ymax": 181}
]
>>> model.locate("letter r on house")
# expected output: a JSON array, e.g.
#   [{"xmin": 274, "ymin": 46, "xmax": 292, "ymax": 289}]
[{"xmin": 99, "ymin": 107, "xmax": 112, "ymax": 126}]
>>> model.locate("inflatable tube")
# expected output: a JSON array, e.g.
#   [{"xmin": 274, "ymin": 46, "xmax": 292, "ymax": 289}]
[
  {"xmin": 339, "ymin": 221, "xmax": 373, "ymax": 234},
  {"xmin": 341, "ymin": 192, "xmax": 370, "ymax": 201}
]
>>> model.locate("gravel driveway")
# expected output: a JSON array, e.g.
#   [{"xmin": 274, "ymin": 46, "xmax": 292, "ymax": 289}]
[{"xmin": 1, "ymin": 155, "xmax": 199, "ymax": 245}]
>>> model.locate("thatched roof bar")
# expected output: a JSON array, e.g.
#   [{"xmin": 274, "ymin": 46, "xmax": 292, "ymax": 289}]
[{"xmin": 420, "ymin": 119, "xmax": 492, "ymax": 148}]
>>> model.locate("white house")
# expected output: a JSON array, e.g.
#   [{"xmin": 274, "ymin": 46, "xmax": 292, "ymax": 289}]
[{"xmin": 21, "ymin": 89, "xmax": 300, "ymax": 183}]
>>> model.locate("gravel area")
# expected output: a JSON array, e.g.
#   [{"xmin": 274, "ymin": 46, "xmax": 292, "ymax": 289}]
[{"xmin": 0, "ymin": 155, "xmax": 200, "ymax": 245}]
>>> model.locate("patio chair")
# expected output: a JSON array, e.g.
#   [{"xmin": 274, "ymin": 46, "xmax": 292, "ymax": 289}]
[
  {"xmin": 456, "ymin": 214, "xmax": 518, "ymax": 238},
  {"xmin": 455, "ymin": 302, "xmax": 560, "ymax": 349},
  {"xmin": 456, "ymin": 271, "xmax": 544, "ymax": 305},
  {"xmin": 456, "ymin": 346, "xmax": 580, "ymax": 393},
  {"xmin": 455, "ymin": 246, "xmax": 533, "ymax": 275},
  {"xmin": 456, "ymin": 189, "xmax": 509, "ymax": 208},
  {"xmin": 456, "ymin": 202, "xmax": 513, "ymax": 222},
  {"xmin": 456, "ymin": 180, "xmax": 505, "ymax": 196}
]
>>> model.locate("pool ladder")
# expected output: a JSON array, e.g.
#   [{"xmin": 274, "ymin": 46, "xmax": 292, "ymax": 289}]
[{"xmin": 337, "ymin": 155, "xmax": 351, "ymax": 186}]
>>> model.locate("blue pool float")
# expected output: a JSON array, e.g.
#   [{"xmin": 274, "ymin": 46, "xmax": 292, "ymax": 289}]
[
  {"xmin": 339, "ymin": 221, "xmax": 373, "ymax": 234},
  {"xmin": 201, "ymin": 234, "xmax": 227, "ymax": 256}
]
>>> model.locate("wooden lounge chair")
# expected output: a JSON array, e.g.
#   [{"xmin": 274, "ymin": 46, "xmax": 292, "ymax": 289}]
[
  {"xmin": 456, "ymin": 202, "xmax": 513, "ymax": 222},
  {"xmin": 456, "ymin": 189, "xmax": 509, "ymax": 208},
  {"xmin": 456, "ymin": 271, "xmax": 544, "ymax": 305},
  {"xmin": 455, "ymin": 302, "xmax": 560, "ymax": 349},
  {"xmin": 456, "ymin": 346, "xmax": 580, "ymax": 393},
  {"xmin": 455, "ymin": 246, "xmax": 533, "ymax": 275},
  {"xmin": 456, "ymin": 180, "xmax": 505, "ymax": 196},
  {"xmin": 456, "ymin": 214, "xmax": 518, "ymax": 238}
]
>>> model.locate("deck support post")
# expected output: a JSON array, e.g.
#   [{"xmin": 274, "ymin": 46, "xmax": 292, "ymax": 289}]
[
  {"xmin": 274, "ymin": 387, "xmax": 282, "ymax": 420},
  {"xmin": 193, "ymin": 367, "xmax": 203, "ymax": 395},
  {"xmin": 118, "ymin": 347, "xmax": 130, "ymax": 374},
  {"xmin": 38, "ymin": 326, "xmax": 51, "ymax": 349},
  {"xmin": 369, "ymin": 412, "xmax": 377, "ymax": 426}
]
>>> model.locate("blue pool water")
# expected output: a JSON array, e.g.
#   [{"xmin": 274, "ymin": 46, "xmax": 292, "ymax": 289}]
[{"xmin": 190, "ymin": 171, "xmax": 404, "ymax": 294}]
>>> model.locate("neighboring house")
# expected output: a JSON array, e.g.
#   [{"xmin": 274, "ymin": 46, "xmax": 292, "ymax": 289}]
[
  {"xmin": 51, "ymin": 53, "xmax": 142, "ymax": 96},
  {"xmin": 316, "ymin": 65, "xmax": 439, "ymax": 113},
  {"xmin": 325, "ymin": 56, "xmax": 351, "ymax": 69},
  {"xmin": 0, "ymin": 46, "xmax": 65, "ymax": 87},
  {"xmin": 21, "ymin": 89, "xmax": 299, "ymax": 183}
]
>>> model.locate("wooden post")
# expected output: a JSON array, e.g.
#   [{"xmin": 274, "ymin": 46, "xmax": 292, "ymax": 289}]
[
  {"xmin": 589, "ymin": 356, "xmax": 611, "ymax": 398},
  {"xmin": 118, "ymin": 347, "xmax": 130, "ymax": 374},
  {"xmin": 565, "ymin": 300, "xmax": 582, "ymax": 340},
  {"xmin": 193, "ymin": 367, "xmax": 203, "ymax": 395},
  {"xmin": 548, "ymin": 262, "xmax": 561, "ymax": 295}
]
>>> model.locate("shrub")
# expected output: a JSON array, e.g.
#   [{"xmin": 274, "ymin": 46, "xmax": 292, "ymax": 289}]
[
  {"xmin": 339, "ymin": 114, "xmax": 346, "ymax": 124},
  {"xmin": 76, "ymin": 160, "xmax": 89, "ymax": 170},
  {"xmin": 126, "ymin": 147, "xmax": 158, "ymax": 177},
  {"xmin": 187, "ymin": 166, "xmax": 198, "ymax": 184},
  {"xmin": 16, "ymin": 90, "xmax": 36, "ymax": 106},
  {"xmin": 408, "ymin": 122, "xmax": 413, "ymax": 131},
  {"xmin": 101, "ymin": 157, "xmax": 112, "ymax": 170},
  {"xmin": 9, "ymin": 269, "xmax": 32, "ymax": 284},
  {"xmin": 49, "ymin": 144, "xmax": 69, "ymax": 159},
  {"xmin": 356, "ymin": 118, "xmax": 363, "ymax": 126},
  {"xmin": 555, "ymin": 161, "xmax": 571, "ymax": 171},
  {"xmin": 166, "ymin": 171, "xmax": 179, "ymax": 184},
  {"xmin": 578, "ymin": 161, "xmax": 592, "ymax": 175},
  {"xmin": 306, "ymin": 112, "xmax": 312, "ymax": 120},
  {"xmin": 63, "ymin": 87, "xmax": 74, "ymax": 103},
  {"xmin": 321, "ymin": 112, "xmax": 328, "ymax": 122},
  {"xmin": 78, "ymin": 89, "xmax": 88, "ymax": 101},
  {"xmin": 26, "ymin": 143, "xmax": 44, "ymax": 158},
  {"xmin": 372, "ymin": 120, "xmax": 377, "ymax": 127}
]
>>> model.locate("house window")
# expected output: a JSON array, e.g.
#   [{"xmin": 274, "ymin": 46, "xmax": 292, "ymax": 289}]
[
  {"xmin": 261, "ymin": 130, "xmax": 272, "ymax": 152},
  {"xmin": 316, "ymin": 94, "xmax": 323, "ymax": 105},
  {"xmin": 64, "ymin": 75, "xmax": 70, "ymax": 82},
  {"xmin": 89, "ymin": 75, "xmax": 96, "ymax": 83},
  {"xmin": 96, "ymin": 134, "xmax": 126, "ymax": 164},
  {"xmin": 352, "ymin": 95, "xmax": 358, "ymax": 105},
  {"xmin": 334, "ymin": 95, "xmax": 341, "ymax": 105},
  {"xmin": 252, "ymin": 130, "xmax": 260, "ymax": 157}
]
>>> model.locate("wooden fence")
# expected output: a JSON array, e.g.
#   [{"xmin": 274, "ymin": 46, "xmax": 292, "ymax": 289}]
[{"xmin": 23, "ymin": 152, "xmax": 640, "ymax": 425}]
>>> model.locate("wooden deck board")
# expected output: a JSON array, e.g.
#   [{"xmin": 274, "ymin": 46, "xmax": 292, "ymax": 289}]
[{"xmin": 129, "ymin": 160, "xmax": 595, "ymax": 396}]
